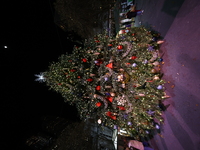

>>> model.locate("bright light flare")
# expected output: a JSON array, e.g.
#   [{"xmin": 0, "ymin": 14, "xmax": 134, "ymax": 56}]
[{"xmin": 35, "ymin": 73, "xmax": 46, "ymax": 82}]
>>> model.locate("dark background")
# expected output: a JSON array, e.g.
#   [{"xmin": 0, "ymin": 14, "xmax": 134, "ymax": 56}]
[{"xmin": 1, "ymin": 0, "xmax": 79, "ymax": 149}]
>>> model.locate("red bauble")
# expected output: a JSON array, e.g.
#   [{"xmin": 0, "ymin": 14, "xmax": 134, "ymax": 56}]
[
  {"xmin": 110, "ymin": 116, "xmax": 117, "ymax": 120},
  {"xmin": 82, "ymin": 58, "xmax": 87, "ymax": 62},
  {"xmin": 108, "ymin": 44, "xmax": 113, "ymax": 46},
  {"xmin": 106, "ymin": 97, "xmax": 113, "ymax": 103},
  {"xmin": 117, "ymin": 45, "xmax": 123, "ymax": 50},
  {"xmin": 96, "ymin": 102, "xmax": 102, "ymax": 107},
  {"xmin": 117, "ymin": 106, "xmax": 126, "ymax": 111},
  {"xmin": 131, "ymin": 56, "xmax": 137, "ymax": 60},
  {"xmin": 95, "ymin": 40, "xmax": 100, "ymax": 43},
  {"xmin": 96, "ymin": 85, "xmax": 101, "ymax": 90},
  {"xmin": 70, "ymin": 69, "xmax": 76, "ymax": 72},
  {"xmin": 87, "ymin": 78, "xmax": 93, "ymax": 82},
  {"xmin": 106, "ymin": 111, "xmax": 112, "ymax": 117},
  {"xmin": 106, "ymin": 63, "xmax": 113, "ymax": 69},
  {"xmin": 77, "ymin": 76, "xmax": 81, "ymax": 79}
]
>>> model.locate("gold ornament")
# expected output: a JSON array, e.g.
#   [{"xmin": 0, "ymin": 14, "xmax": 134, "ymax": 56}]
[
  {"xmin": 151, "ymin": 68, "xmax": 157, "ymax": 73},
  {"xmin": 110, "ymin": 92, "xmax": 115, "ymax": 97},
  {"xmin": 153, "ymin": 75, "xmax": 160, "ymax": 80}
]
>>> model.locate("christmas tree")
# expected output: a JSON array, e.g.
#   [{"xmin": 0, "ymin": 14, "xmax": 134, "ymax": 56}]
[{"xmin": 36, "ymin": 26, "xmax": 168, "ymax": 139}]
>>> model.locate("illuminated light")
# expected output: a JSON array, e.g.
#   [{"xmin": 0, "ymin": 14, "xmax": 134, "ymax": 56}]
[
  {"xmin": 35, "ymin": 73, "xmax": 46, "ymax": 82},
  {"xmin": 4, "ymin": 46, "xmax": 8, "ymax": 48}
]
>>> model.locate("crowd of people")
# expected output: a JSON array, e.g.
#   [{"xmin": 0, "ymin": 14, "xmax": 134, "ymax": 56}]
[{"xmin": 120, "ymin": 4, "xmax": 144, "ymax": 28}]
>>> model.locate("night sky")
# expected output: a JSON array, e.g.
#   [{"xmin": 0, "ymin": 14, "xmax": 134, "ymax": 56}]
[{"xmin": 1, "ymin": 0, "xmax": 79, "ymax": 149}]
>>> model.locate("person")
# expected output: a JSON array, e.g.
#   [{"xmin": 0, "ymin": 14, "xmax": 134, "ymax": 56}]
[{"xmin": 125, "ymin": 5, "xmax": 144, "ymax": 19}]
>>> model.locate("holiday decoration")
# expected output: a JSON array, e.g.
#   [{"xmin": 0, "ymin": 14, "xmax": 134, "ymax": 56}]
[
  {"xmin": 117, "ymin": 45, "xmax": 123, "ymax": 50},
  {"xmin": 157, "ymin": 85, "xmax": 163, "ymax": 90},
  {"xmin": 96, "ymin": 102, "xmax": 102, "ymax": 107},
  {"xmin": 151, "ymin": 68, "xmax": 157, "ymax": 74},
  {"xmin": 106, "ymin": 63, "xmax": 113, "ymax": 69},
  {"xmin": 37, "ymin": 26, "xmax": 167, "ymax": 139},
  {"xmin": 87, "ymin": 78, "xmax": 93, "ymax": 82},
  {"xmin": 82, "ymin": 58, "xmax": 87, "ymax": 62},
  {"xmin": 96, "ymin": 86, "xmax": 101, "ymax": 91}
]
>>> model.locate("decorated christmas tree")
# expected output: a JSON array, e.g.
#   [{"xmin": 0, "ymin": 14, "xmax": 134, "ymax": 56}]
[{"xmin": 36, "ymin": 26, "xmax": 168, "ymax": 139}]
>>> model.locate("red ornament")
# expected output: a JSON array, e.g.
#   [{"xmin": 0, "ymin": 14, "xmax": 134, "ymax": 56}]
[
  {"xmin": 117, "ymin": 106, "xmax": 126, "ymax": 111},
  {"xmin": 106, "ymin": 97, "xmax": 113, "ymax": 103},
  {"xmin": 106, "ymin": 111, "xmax": 116, "ymax": 120},
  {"xmin": 82, "ymin": 58, "xmax": 87, "ymax": 62},
  {"xmin": 110, "ymin": 116, "xmax": 117, "ymax": 120},
  {"xmin": 87, "ymin": 78, "xmax": 93, "ymax": 82},
  {"xmin": 77, "ymin": 76, "xmax": 81, "ymax": 79},
  {"xmin": 106, "ymin": 63, "xmax": 113, "ymax": 69},
  {"xmin": 108, "ymin": 44, "xmax": 113, "ymax": 46},
  {"xmin": 106, "ymin": 111, "xmax": 112, "ymax": 117},
  {"xmin": 117, "ymin": 45, "xmax": 123, "ymax": 50},
  {"xmin": 131, "ymin": 56, "xmax": 137, "ymax": 60},
  {"xmin": 95, "ymin": 40, "xmax": 100, "ymax": 43},
  {"xmin": 132, "ymin": 33, "xmax": 135, "ymax": 36},
  {"xmin": 96, "ymin": 85, "xmax": 101, "ymax": 91},
  {"xmin": 70, "ymin": 69, "xmax": 76, "ymax": 72},
  {"xmin": 95, "ymin": 59, "xmax": 103, "ymax": 66},
  {"xmin": 96, "ymin": 102, "xmax": 102, "ymax": 107},
  {"xmin": 58, "ymin": 83, "xmax": 62, "ymax": 85}
]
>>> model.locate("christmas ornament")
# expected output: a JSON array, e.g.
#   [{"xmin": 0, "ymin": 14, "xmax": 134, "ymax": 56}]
[
  {"xmin": 130, "ymin": 56, "xmax": 137, "ymax": 60},
  {"xmin": 155, "ymin": 124, "xmax": 160, "ymax": 129},
  {"xmin": 132, "ymin": 63, "xmax": 137, "ymax": 67},
  {"xmin": 106, "ymin": 63, "xmax": 113, "ymax": 69},
  {"xmin": 94, "ymin": 52, "xmax": 100, "ymax": 55},
  {"xmin": 117, "ymin": 45, "xmax": 123, "ymax": 50},
  {"xmin": 96, "ymin": 86, "xmax": 101, "ymax": 90},
  {"xmin": 106, "ymin": 111, "xmax": 116, "ymax": 120},
  {"xmin": 158, "ymin": 58, "xmax": 163, "ymax": 62},
  {"xmin": 104, "ymin": 77, "xmax": 109, "ymax": 81},
  {"xmin": 151, "ymin": 68, "xmax": 157, "ymax": 73},
  {"xmin": 77, "ymin": 76, "xmax": 81, "ymax": 78},
  {"xmin": 153, "ymin": 75, "xmax": 160, "ymax": 80},
  {"xmin": 82, "ymin": 58, "xmax": 87, "ymax": 62},
  {"xmin": 157, "ymin": 40, "xmax": 164, "ymax": 44},
  {"xmin": 152, "ymin": 61, "xmax": 159, "ymax": 66},
  {"xmin": 98, "ymin": 119, "xmax": 102, "ymax": 124},
  {"xmin": 106, "ymin": 97, "xmax": 113, "ymax": 103},
  {"xmin": 157, "ymin": 85, "xmax": 163, "ymax": 90},
  {"xmin": 87, "ymin": 78, "xmax": 93, "ymax": 82},
  {"xmin": 110, "ymin": 92, "xmax": 115, "ymax": 97},
  {"xmin": 96, "ymin": 102, "xmax": 102, "ymax": 107},
  {"xmin": 117, "ymin": 106, "xmax": 125, "ymax": 111},
  {"xmin": 127, "ymin": 122, "xmax": 132, "ymax": 125},
  {"xmin": 148, "ymin": 46, "xmax": 154, "ymax": 51},
  {"xmin": 70, "ymin": 69, "xmax": 76, "ymax": 72},
  {"xmin": 93, "ymin": 94, "xmax": 97, "ymax": 98}
]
